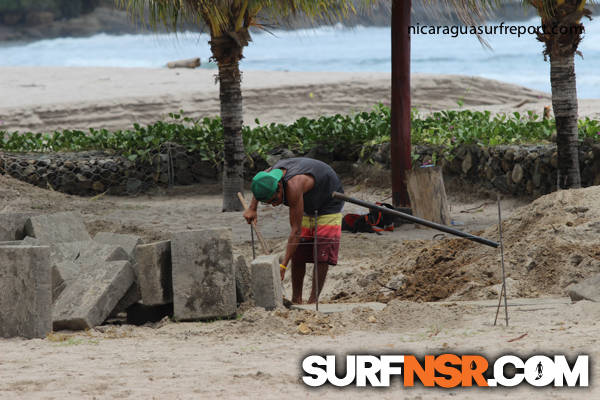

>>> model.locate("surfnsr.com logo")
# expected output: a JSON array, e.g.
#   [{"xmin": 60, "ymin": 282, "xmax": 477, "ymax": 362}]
[{"xmin": 302, "ymin": 354, "xmax": 589, "ymax": 388}]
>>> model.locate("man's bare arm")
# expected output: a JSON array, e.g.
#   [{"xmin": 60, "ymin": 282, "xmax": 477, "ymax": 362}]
[{"xmin": 280, "ymin": 175, "xmax": 314, "ymax": 267}]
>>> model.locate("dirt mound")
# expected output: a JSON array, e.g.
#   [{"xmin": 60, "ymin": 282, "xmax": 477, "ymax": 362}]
[
  {"xmin": 0, "ymin": 173, "xmax": 72, "ymax": 212},
  {"xmin": 345, "ymin": 186, "xmax": 600, "ymax": 303}
]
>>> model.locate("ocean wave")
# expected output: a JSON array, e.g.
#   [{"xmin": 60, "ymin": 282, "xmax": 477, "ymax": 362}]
[{"xmin": 0, "ymin": 21, "xmax": 598, "ymax": 97}]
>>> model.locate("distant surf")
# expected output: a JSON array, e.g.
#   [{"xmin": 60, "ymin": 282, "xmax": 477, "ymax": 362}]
[{"xmin": 1, "ymin": 17, "xmax": 598, "ymax": 98}]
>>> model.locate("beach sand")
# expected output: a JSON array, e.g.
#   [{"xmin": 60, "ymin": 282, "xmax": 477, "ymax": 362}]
[
  {"xmin": 1, "ymin": 68, "xmax": 599, "ymax": 399},
  {"xmin": 2, "ymin": 66, "xmax": 599, "ymax": 133}
]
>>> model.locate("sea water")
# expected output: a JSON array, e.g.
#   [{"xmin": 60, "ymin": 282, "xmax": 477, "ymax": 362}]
[{"xmin": 0, "ymin": 17, "xmax": 598, "ymax": 98}]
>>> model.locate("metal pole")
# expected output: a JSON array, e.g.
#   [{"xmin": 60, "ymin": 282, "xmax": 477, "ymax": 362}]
[
  {"xmin": 313, "ymin": 210, "xmax": 319, "ymax": 312},
  {"xmin": 250, "ymin": 225, "xmax": 256, "ymax": 260},
  {"xmin": 332, "ymin": 192, "xmax": 499, "ymax": 248},
  {"xmin": 391, "ymin": 0, "xmax": 412, "ymax": 208},
  {"xmin": 496, "ymin": 195, "xmax": 509, "ymax": 326},
  {"xmin": 493, "ymin": 282, "xmax": 504, "ymax": 326}
]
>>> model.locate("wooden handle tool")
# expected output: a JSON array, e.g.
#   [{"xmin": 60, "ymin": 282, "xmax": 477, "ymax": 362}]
[{"xmin": 237, "ymin": 192, "xmax": 271, "ymax": 254}]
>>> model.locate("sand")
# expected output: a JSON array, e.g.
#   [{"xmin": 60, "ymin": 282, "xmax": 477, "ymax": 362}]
[
  {"xmin": 1, "ymin": 67, "xmax": 600, "ymax": 399},
  {"xmin": 1, "ymin": 67, "xmax": 599, "ymax": 133}
]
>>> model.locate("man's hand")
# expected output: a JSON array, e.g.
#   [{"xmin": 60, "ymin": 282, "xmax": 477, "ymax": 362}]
[{"xmin": 243, "ymin": 208, "xmax": 257, "ymax": 225}]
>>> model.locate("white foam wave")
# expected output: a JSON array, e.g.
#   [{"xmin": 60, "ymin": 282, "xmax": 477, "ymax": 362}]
[{"xmin": 0, "ymin": 19, "xmax": 598, "ymax": 98}]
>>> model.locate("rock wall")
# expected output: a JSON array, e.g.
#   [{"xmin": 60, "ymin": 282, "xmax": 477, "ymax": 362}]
[
  {"xmin": 2, "ymin": 142, "xmax": 599, "ymax": 197},
  {"xmin": 0, "ymin": 143, "xmax": 221, "ymax": 196},
  {"xmin": 369, "ymin": 142, "xmax": 600, "ymax": 197}
]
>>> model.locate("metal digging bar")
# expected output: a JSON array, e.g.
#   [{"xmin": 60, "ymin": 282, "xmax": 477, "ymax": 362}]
[{"xmin": 332, "ymin": 192, "xmax": 499, "ymax": 248}]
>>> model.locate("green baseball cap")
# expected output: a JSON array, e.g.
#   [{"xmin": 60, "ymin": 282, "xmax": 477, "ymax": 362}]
[{"xmin": 251, "ymin": 169, "xmax": 283, "ymax": 202}]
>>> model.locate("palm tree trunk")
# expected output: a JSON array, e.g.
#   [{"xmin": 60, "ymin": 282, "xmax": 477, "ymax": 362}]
[
  {"xmin": 219, "ymin": 61, "xmax": 245, "ymax": 211},
  {"xmin": 550, "ymin": 54, "xmax": 581, "ymax": 189}
]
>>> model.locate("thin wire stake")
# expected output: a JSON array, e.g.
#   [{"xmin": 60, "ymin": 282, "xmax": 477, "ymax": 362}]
[
  {"xmin": 494, "ymin": 194, "xmax": 509, "ymax": 326},
  {"xmin": 314, "ymin": 210, "xmax": 319, "ymax": 312},
  {"xmin": 493, "ymin": 282, "xmax": 504, "ymax": 326},
  {"xmin": 250, "ymin": 225, "xmax": 256, "ymax": 260}
]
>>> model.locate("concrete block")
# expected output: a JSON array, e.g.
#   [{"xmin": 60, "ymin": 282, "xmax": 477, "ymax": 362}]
[
  {"xmin": 135, "ymin": 240, "xmax": 172, "ymax": 305},
  {"xmin": 53, "ymin": 241, "xmax": 129, "ymax": 264},
  {"xmin": 171, "ymin": 229, "xmax": 236, "ymax": 320},
  {"xmin": 251, "ymin": 254, "xmax": 282, "ymax": 310},
  {"xmin": 54, "ymin": 259, "xmax": 80, "ymax": 283},
  {"xmin": 110, "ymin": 283, "xmax": 141, "ymax": 317},
  {"xmin": 94, "ymin": 232, "xmax": 142, "ymax": 260},
  {"xmin": 25, "ymin": 211, "xmax": 91, "ymax": 243},
  {"xmin": 234, "ymin": 253, "xmax": 252, "ymax": 303},
  {"xmin": 567, "ymin": 273, "xmax": 600, "ymax": 302},
  {"xmin": 53, "ymin": 260, "xmax": 134, "ymax": 330},
  {"xmin": 0, "ymin": 213, "xmax": 34, "ymax": 241},
  {"xmin": 0, "ymin": 241, "xmax": 25, "ymax": 246},
  {"xmin": 52, "ymin": 264, "xmax": 66, "ymax": 302},
  {"xmin": 53, "ymin": 241, "xmax": 129, "ymax": 317},
  {"xmin": 0, "ymin": 246, "xmax": 52, "ymax": 339},
  {"xmin": 0, "ymin": 237, "xmax": 39, "ymax": 247},
  {"xmin": 2, "ymin": 239, "xmax": 77, "ymax": 303}
]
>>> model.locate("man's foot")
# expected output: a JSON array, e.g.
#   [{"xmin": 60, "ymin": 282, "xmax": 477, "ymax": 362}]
[{"xmin": 291, "ymin": 297, "xmax": 303, "ymax": 304}]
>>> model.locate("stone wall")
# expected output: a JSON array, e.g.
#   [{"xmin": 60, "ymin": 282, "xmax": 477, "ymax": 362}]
[
  {"xmin": 0, "ymin": 143, "xmax": 221, "ymax": 196},
  {"xmin": 2, "ymin": 142, "xmax": 599, "ymax": 197},
  {"xmin": 369, "ymin": 142, "xmax": 600, "ymax": 197}
]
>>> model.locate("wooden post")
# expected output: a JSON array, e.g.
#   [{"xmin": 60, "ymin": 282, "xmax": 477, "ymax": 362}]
[
  {"xmin": 406, "ymin": 166, "xmax": 450, "ymax": 226},
  {"xmin": 391, "ymin": 0, "xmax": 412, "ymax": 208}
]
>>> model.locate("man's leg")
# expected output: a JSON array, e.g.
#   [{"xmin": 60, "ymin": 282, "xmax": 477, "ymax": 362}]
[
  {"xmin": 305, "ymin": 212, "xmax": 342, "ymax": 304},
  {"xmin": 307, "ymin": 262, "xmax": 329, "ymax": 304},
  {"xmin": 291, "ymin": 215, "xmax": 314, "ymax": 304},
  {"xmin": 291, "ymin": 260, "xmax": 306, "ymax": 304}
]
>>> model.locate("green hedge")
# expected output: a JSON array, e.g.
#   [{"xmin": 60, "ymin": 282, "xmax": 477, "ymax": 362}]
[{"xmin": 1, "ymin": 105, "xmax": 599, "ymax": 165}]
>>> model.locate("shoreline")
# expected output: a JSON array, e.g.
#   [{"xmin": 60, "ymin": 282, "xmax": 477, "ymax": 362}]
[{"xmin": 0, "ymin": 67, "xmax": 598, "ymax": 133}]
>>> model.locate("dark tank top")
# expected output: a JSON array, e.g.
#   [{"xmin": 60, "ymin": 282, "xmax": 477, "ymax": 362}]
[{"xmin": 272, "ymin": 157, "xmax": 344, "ymax": 215}]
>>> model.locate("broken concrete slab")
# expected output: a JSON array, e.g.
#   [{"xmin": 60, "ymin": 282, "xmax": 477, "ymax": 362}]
[
  {"xmin": 94, "ymin": 232, "xmax": 142, "ymax": 261},
  {"xmin": 135, "ymin": 240, "xmax": 172, "ymax": 306},
  {"xmin": 52, "ymin": 241, "xmax": 129, "ymax": 264},
  {"xmin": 25, "ymin": 211, "xmax": 91, "ymax": 243},
  {"xmin": 51, "ymin": 264, "xmax": 66, "ymax": 303},
  {"xmin": 234, "ymin": 253, "xmax": 252, "ymax": 303},
  {"xmin": 0, "ymin": 246, "xmax": 52, "ymax": 339},
  {"xmin": 171, "ymin": 229, "xmax": 236, "ymax": 320},
  {"xmin": 291, "ymin": 302, "xmax": 386, "ymax": 314},
  {"xmin": 1, "ymin": 239, "xmax": 79, "ymax": 304},
  {"xmin": 567, "ymin": 274, "xmax": 600, "ymax": 302},
  {"xmin": 0, "ymin": 236, "xmax": 39, "ymax": 247},
  {"xmin": 54, "ymin": 259, "xmax": 80, "ymax": 284},
  {"xmin": 251, "ymin": 254, "xmax": 282, "ymax": 310},
  {"xmin": 54, "ymin": 241, "xmax": 130, "ymax": 317},
  {"xmin": 0, "ymin": 241, "xmax": 25, "ymax": 246},
  {"xmin": 53, "ymin": 260, "xmax": 134, "ymax": 331},
  {"xmin": 110, "ymin": 283, "xmax": 141, "ymax": 317},
  {"xmin": 0, "ymin": 213, "xmax": 34, "ymax": 241}
]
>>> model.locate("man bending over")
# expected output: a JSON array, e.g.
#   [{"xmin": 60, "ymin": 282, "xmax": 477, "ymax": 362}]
[{"xmin": 243, "ymin": 157, "xmax": 344, "ymax": 304}]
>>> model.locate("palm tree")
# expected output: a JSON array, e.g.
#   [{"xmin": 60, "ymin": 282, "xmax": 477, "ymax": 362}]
[
  {"xmin": 528, "ymin": 0, "xmax": 592, "ymax": 188},
  {"xmin": 116, "ymin": 0, "xmax": 374, "ymax": 211},
  {"xmin": 428, "ymin": 0, "xmax": 593, "ymax": 189}
]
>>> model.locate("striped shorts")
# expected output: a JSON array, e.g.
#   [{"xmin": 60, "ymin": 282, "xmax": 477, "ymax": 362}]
[{"xmin": 292, "ymin": 213, "xmax": 342, "ymax": 266}]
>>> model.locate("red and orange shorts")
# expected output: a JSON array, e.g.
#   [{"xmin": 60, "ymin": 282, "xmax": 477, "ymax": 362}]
[{"xmin": 292, "ymin": 213, "xmax": 342, "ymax": 266}]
